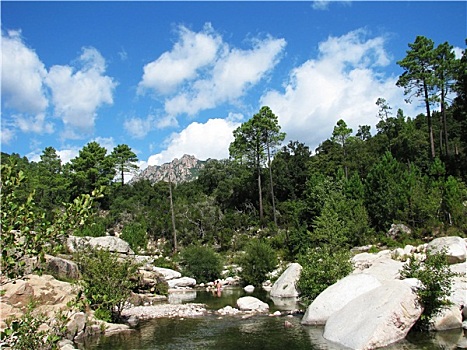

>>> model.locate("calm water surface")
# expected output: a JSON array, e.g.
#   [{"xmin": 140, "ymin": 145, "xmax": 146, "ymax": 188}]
[{"xmin": 78, "ymin": 287, "xmax": 465, "ymax": 350}]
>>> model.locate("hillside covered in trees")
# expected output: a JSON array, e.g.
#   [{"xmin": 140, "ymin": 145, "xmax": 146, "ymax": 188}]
[{"xmin": 2, "ymin": 35, "xmax": 467, "ymax": 269}]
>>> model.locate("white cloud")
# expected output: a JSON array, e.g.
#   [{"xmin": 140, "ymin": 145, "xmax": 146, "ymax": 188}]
[
  {"xmin": 93, "ymin": 136, "xmax": 116, "ymax": 154},
  {"xmin": 1, "ymin": 30, "xmax": 49, "ymax": 115},
  {"xmin": 138, "ymin": 23, "xmax": 286, "ymax": 120},
  {"xmin": 124, "ymin": 113, "xmax": 179, "ymax": 139},
  {"xmin": 147, "ymin": 117, "xmax": 241, "ymax": 166},
  {"xmin": 138, "ymin": 23, "xmax": 222, "ymax": 95},
  {"xmin": 164, "ymin": 35, "xmax": 286, "ymax": 117},
  {"xmin": 45, "ymin": 47, "xmax": 117, "ymax": 137},
  {"xmin": 16, "ymin": 113, "xmax": 54, "ymax": 134},
  {"xmin": 1, "ymin": 127, "xmax": 16, "ymax": 145},
  {"xmin": 260, "ymin": 29, "xmax": 421, "ymax": 152},
  {"xmin": 124, "ymin": 115, "xmax": 157, "ymax": 139},
  {"xmin": 453, "ymin": 46, "xmax": 464, "ymax": 59},
  {"xmin": 312, "ymin": 1, "xmax": 331, "ymax": 10}
]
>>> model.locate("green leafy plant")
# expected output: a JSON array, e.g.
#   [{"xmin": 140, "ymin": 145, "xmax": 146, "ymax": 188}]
[
  {"xmin": 0, "ymin": 162, "xmax": 103, "ymax": 281},
  {"xmin": 179, "ymin": 245, "xmax": 223, "ymax": 283},
  {"xmin": 74, "ymin": 247, "xmax": 141, "ymax": 322},
  {"xmin": 120, "ymin": 222, "xmax": 148, "ymax": 253},
  {"xmin": 237, "ymin": 238, "xmax": 277, "ymax": 286},
  {"xmin": 297, "ymin": 246, "xmax": 352, "ymax": 305},
  {"xmin": 400, "ymin": 249, "xmax": 456, "ymax": 330}
]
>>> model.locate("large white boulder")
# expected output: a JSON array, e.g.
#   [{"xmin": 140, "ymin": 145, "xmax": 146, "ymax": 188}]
[
  {"xmin": 88, "ymin": 236, "xmax": 135, "ymax": 255},
  {"xmin": 356, "ymin": 256, "xmax": 405, "ymax": 282},
  {"xmin": 167, "ymin": 277, "xmax": 196, "ymax": 289},
  {"xmin": 323, "ymin": 280, "xmax": 423, "ymax": 350},
  {"xmin": 270, "ymin": 263, "xmax": 302, "ymax": 298},
  {"xmin": 427, "ymin": 236, "xmax": 467, "ymax": 264},
  {"xmin": 153, "ymin": 267, "xmax": 182, "ymax": 281},
  {"xmin": 236, "ymin": 296, "xmax": 269, "ymax": 312},
  {"xmin": 301, "ymin": 273, "xmax": 382, "ymax": 325}
]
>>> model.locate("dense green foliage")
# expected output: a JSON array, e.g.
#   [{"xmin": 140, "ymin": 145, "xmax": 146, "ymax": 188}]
[
  {"xmin": 120, "ymin": 222, "xmax": 148, "ymax": 253},
  {"xmin": 297, "ymin": 246, "xmax": 353, "ymax": 305},
  {"xmin": 0, "ymin": 162, "xmax": 103, "ymax": 280},
  {"xmin": 74, "ymin": 248, "xmax": 141, "ymax": 322},
  {"xmin": 179, "ymin": 245, "xmax": 223, "ymax": 283},
  {"xmin": 400, "ymin": 250, "xmax": 457, "ymax": 331},
  {"xmin": 237, "ymin": 239, "xmax": 278, "ymax": 286}
]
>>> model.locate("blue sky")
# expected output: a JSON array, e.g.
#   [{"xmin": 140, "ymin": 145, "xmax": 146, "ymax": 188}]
[{"xmin": 1, "ymin": 1, "xmax": 466, "ymax": 170}]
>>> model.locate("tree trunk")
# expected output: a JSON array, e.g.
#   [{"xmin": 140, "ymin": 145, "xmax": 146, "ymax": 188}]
[
  {"xmin": 267, "ymin": 143, "xmax": 277, "ymax": 226},
  {"xmin": 169, "ymin": 176, "xmax": 177, "ymax": 253},
  {"xmin": 424, "ymin": 81, "xmax": 436, "ymax": 159},
  {"xmin": 441, "ymin": 90, "xmax": 450, "ymax": 156}
]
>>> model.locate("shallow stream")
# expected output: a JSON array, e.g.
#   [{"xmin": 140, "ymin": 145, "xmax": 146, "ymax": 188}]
[{"xmin": 77, "ymin": 287, "xmax": 465, "ymax": 350}]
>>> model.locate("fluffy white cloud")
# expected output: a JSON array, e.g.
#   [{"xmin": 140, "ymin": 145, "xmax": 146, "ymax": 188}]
[
  {"xmin": 45, "ymin": 47, "xmax": 117, "ymax": 136},
  {"xmin": 1, "ymin": 127, "xmax": 16, "ymax": 145},
  {"xmin": 260, "ymin": 29, "xmax": 421, "ymax": 152},
  {"xmin": 124, "ymin": 113, "xmax": 179, "ymax": 139},
  {"xmin": 1, "ymin": 30, "xmax": 49, "ymax": 115},
  {"xmin": 138, "ymin": 23, "xmax": 222, "ymax": 95},
  {"xmin": 146, "ymin": 116, "xmax": 241, "ymax": 166},
  {"xmin": 138, "ymin": 23, "xmax": 286, "ymax": 120},
  {"xmin": 16, "ymin": 113, "xmax": 54, "ymax": 134},
  {"xmin": 164, "ymin": 35, "xmax": 286, "ymax": 117}
]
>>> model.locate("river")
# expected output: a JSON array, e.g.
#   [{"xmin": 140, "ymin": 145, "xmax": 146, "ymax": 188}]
[{"xmin": 77, "ymin": 287, "xmax": 465, "ymax": 349}]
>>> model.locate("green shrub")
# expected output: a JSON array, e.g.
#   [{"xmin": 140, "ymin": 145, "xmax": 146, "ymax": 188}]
[
  {"xmin": 120, "ymin": 222, "xmax": 148, "ymax": 253},
  {"xmin": 74, "ymin": 248, "xmax": 141, "ymax": 322},
  {"xmin": 237, "ymin": 239, "xmax": 277, "ymax": 286},
  {"xmin": 297, "ymin": 246, "xmax": 352, "ymax": 305},
  {"xmin": 74, "ymin": 220, "xmax": 106, "ymax": 237},
  {"xmin": 179, "ymin": 245, "xmax": 222, "ymax": 283},
  {"xmin": 400, "ymin": 249, "xmax": 456, "ymax": 330}
]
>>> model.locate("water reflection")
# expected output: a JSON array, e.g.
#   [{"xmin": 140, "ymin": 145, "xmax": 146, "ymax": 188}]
[{"xmin": 78, "ymin": 288, "xmax": 466, "ymax": 350}]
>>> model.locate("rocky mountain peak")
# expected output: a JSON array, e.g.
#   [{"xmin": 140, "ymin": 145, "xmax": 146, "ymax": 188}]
[{"xmin": 130, "ymin": 154, "xmax": 206, "ymax": 185}]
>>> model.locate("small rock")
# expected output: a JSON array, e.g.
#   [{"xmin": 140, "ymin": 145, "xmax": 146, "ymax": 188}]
[{"xmin": 244, "ymin": 285, "xmax": 255, "ymax": 293}]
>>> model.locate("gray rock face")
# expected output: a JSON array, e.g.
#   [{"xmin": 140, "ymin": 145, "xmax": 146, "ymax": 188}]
[
  {"xmin": 236, "ymin": 296, "xmax": 269, "ymax": 312},
  {"xmin": 301, "ymin": 273, "xmax": 382, "ymax": 325},
  {"xmin": 130, "ymin": 154, "xmax": 206, "ymax": 185},
  {"xmin": 323, "ymin": 280, "xmax": 423, "ymax": 350},
  {"xmin": 45, "ymin": 255, "xmax": 80, "ymax": 280},
  {"xmin": 270, "ymin": 263, "xmax": 302, "ymax": 298},
  {"xmin": 88, "ymin": 236, "xmax": 135, "ymax": 255},
  {"xmin": 427, "ymin": 236, "xmax": 467, "ymax": 264},
  {"xmin": 66, "ymin": 235, "xmax": 135, "ymax": 255}
]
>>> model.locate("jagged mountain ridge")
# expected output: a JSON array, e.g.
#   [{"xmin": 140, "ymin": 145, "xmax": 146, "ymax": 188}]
[{"xmin": 130, "ymin": 154, "xmax": 208, "ymax": 185}]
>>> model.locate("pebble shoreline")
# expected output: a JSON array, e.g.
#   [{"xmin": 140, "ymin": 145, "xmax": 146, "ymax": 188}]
[{"xmin": 121, "ymin": 303, "xmax": 207, "ymax": 320}]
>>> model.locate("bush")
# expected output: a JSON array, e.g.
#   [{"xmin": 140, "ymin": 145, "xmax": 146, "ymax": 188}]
[
  {"xmin": 237, "ymin": 239, "xmax": 277, "ymax": 286},
  {"xmin": 179, "ymin": 245, "xmax": 222, "ymax": 283},
  {"xmin": 400, "ymin": 249, "xmax": 456, "ymax": 330},
  {"xmin": 297, "ymin": 246, "xmax": 352, "ymax": 305},
  {"xmin": 74, "ymin": 220, "xmax": 106, "ymax": 237},
  {"xmin": 120, "ymin": 222, "xmax": 148, "ymax": 253},
  {"xmin": 74, "ymin": 248, "xmax": 141, "ymax": 322}
]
